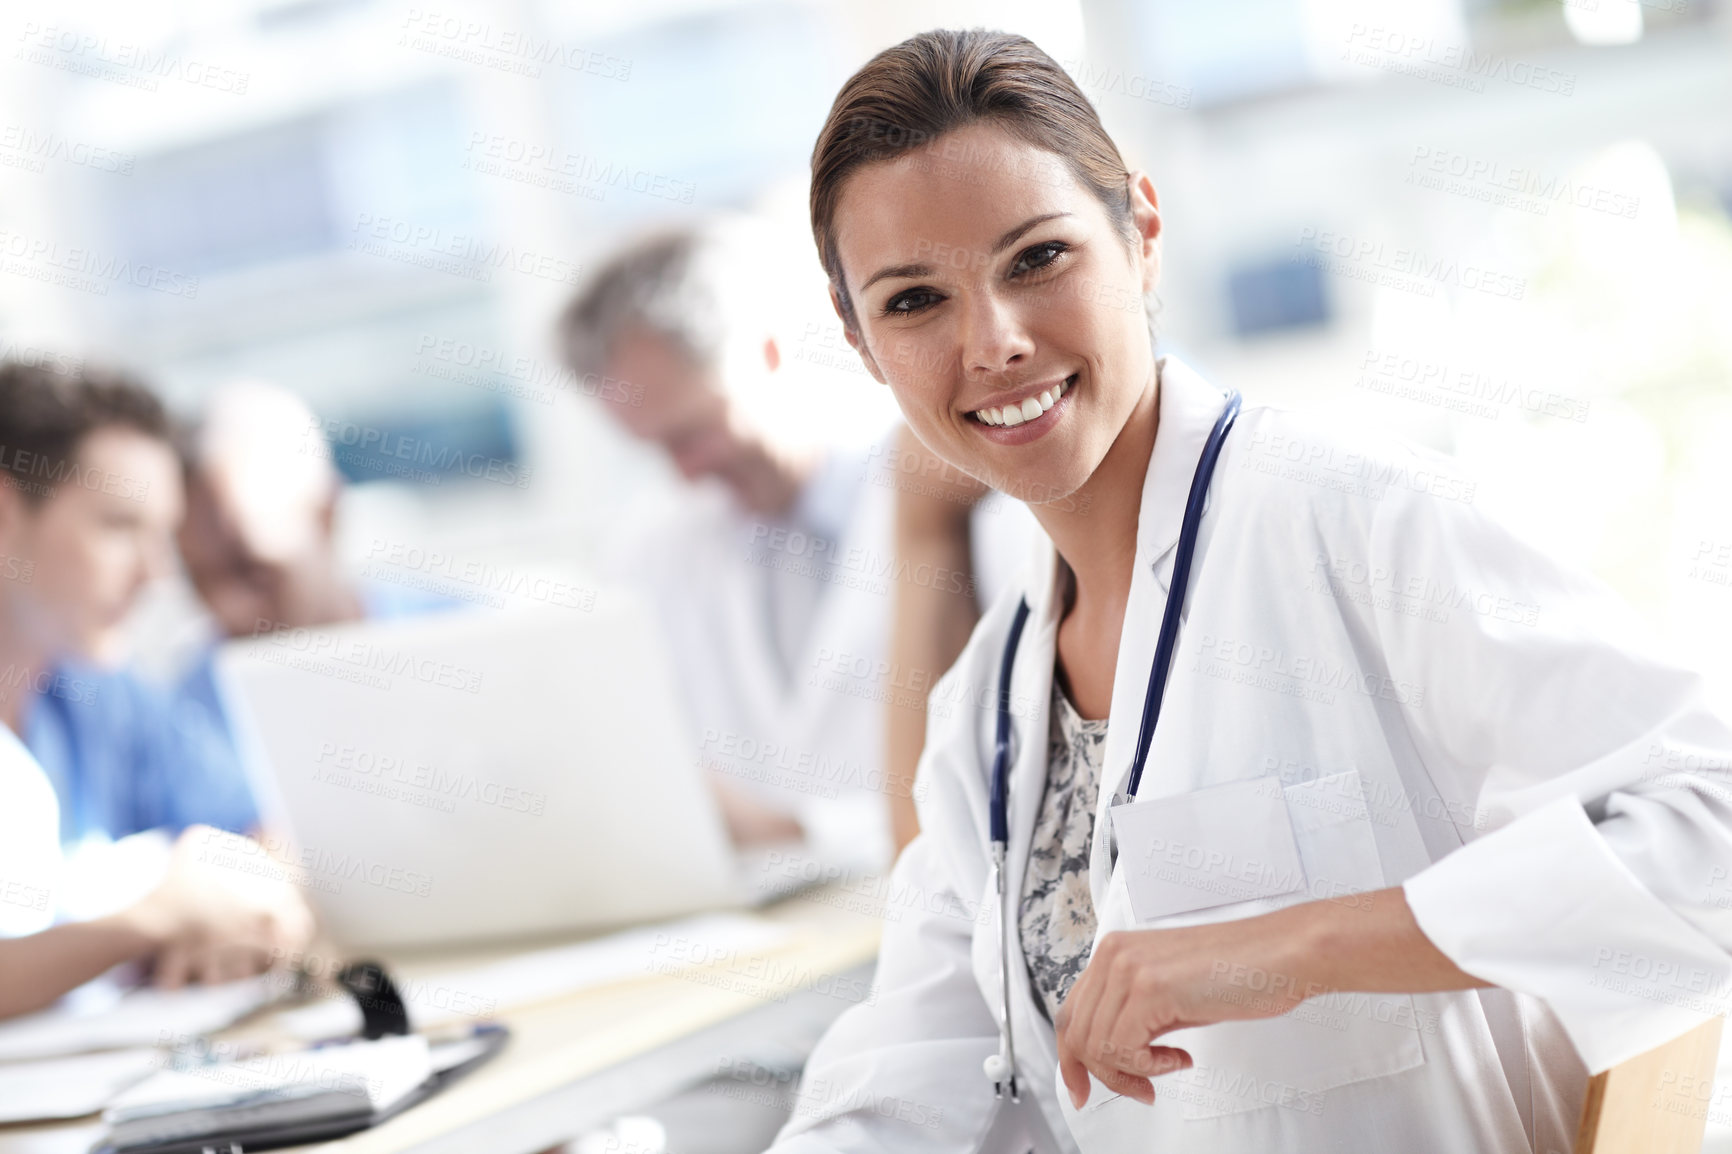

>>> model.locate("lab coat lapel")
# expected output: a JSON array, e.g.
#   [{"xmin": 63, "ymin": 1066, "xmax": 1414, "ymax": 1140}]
[
  {"xmin": 1089, "ymin": 359, "xmax": 1233, "ymax": 904},
  {"xmin": 1131, "ymin": 358, "xmax": 1225, "ymax": 579}
]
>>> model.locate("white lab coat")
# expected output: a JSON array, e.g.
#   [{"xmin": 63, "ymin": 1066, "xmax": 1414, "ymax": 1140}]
[
  {"xmin": 0, "ymin": 723, "xmax": 61, "ymax": 938},
  {"xmin": 606, "ymin": 435, "xmax": 901, "ymax": 870},
  {"xmin": 767, "ymin": 357, "xmax": 1732, "ymax": 1154}
]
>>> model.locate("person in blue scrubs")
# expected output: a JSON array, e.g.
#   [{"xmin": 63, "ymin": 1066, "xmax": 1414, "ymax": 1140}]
[
  {"xmin": 27, "ymin": 660, "xmax": 262, "ymax": 844},
  {"xmin": 0, "ymin": 358, "xmax": 317, "ymax": 1002},
  {"xmin": 3, "ymin": 371, "xmax": 448, "ymax": 852},
  {"xmin": 0, "ymin": 718, "xmax": 313, "ymax": 1017},
  {"xmin": 0, "ymin": 361, "xmax": 259, "ymax": 848}
]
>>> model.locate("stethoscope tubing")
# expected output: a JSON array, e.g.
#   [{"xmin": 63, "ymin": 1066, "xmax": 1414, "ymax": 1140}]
[
  {"xmin": 984, "ymin": 389, "xmax": 1241, "ymax": 1101},
  {"xmin": 1126, "ymin": 390, "xmax": 1242, "ymax": 799}
]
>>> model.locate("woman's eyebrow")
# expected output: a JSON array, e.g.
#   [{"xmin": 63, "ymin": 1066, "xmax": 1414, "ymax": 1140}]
[
  {"xmin": 859, "ymin": 212, "xmax": 1075, "ymax": 293},
  {"xmin": 861, "ymin": 262, "xmax": 930, "ymax": 293},
  {"xmin": 992, "ymin": 211, "xmax": 1070, "ymax": 255}
]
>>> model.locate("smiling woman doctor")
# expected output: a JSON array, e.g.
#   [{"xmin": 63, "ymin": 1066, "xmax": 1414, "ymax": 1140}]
[{"xmin": 760, "ymin": 29, "xmax": 1732, "ymax": 1154}]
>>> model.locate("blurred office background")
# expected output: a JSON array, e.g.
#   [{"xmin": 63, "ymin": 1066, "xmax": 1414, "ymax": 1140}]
[
  {"xmin": 5, "ymin": 1, "xmax": 1732, "ymax": 1148},
  {"xmin": 1, "ymin": 0, "xmax": 1729, "ymax": 691}
]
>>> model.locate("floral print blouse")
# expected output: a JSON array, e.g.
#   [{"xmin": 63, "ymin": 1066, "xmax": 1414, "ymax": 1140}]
[{"xmin": 1019, "ymin": 678, "xmax": 1110, "ymax": 1024}]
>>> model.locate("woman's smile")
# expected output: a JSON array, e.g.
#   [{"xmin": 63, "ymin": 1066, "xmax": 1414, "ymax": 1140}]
[{"xmin": 967, "ymin": 372, "xmax": 1078, "ymax": 445}]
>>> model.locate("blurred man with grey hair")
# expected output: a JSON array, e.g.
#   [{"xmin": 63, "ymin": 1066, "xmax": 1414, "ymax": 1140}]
[{"xmin": 559, "ymin": 225, "xmax": 900, "ymax": 865}]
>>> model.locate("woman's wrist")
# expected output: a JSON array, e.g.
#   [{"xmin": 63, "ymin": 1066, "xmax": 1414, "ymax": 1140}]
[
  {"xmin": 1254, "ymin": 895, "xmax": 1346, "ymax": 1006},
  {"xmin": 1260, "ymin": 886, "xmax": 1488, "ymax": 1000}
]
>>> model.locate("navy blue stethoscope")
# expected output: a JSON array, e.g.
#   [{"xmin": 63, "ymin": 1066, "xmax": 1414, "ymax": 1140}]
[{"xmin": 983, "ymin": 390, "xmax": 1241, "ymax": 1103}]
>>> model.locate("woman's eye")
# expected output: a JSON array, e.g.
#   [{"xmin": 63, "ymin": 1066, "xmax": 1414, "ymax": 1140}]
[
  {"xmin": 883, "ymin": 288, "xmax": 941, "ymax": 316},
  {"xmin": 1011, "ymin": 241, "xmax": 1068, "ymax": 277}
]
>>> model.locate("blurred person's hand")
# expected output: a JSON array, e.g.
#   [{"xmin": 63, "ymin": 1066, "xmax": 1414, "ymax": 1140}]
[
  {"xmin": 710, "ymin": 777, "xmax": 804, "ymax": 847},
  {"xmin": 122, "ymin": 825, "xmax": 315, "ymax": 988}
]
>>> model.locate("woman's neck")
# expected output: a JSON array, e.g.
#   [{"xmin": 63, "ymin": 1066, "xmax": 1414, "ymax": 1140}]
[
  {"xmin": 1027, "ymin": 363, "xmax": 1161, "ymax": 719},
  {"xmin": 1034, "ymin": 365, "xmax": 1160, "ymax": 620}
]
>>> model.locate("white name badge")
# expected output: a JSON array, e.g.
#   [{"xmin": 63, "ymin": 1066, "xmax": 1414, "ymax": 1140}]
[{"xmin": 1109, "ymin": 775, "xmax": 1306, "ymax": 924}]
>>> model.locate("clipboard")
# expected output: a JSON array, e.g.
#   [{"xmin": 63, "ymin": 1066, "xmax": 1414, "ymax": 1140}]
[{"xmin": 92, "ymin": 963, "xmax": 509, "ymax": 1154}]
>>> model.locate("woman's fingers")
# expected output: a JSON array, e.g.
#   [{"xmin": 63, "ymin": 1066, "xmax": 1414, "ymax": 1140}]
[
  {"xmin": 1059, "ymin": 919, "xmax": 1311, "ymax": 1108},
  {"xmin": 1104, "ymin": 1001, "xmax": 1187, "ymax": 1077},
  {"xmin": 1056, "ymin": 969, "xmax": 1110, "ymax": 1107},
  {"xmin": 1058, "ymin": 1049, "xmax": 1092, "ymax": 1110},
  {"xmin": 1101, "ymin": 1045, "xmax": 1194, "ymax": 1104},
  {"xmin": 1059, "ymin": 928, "xmax": 1209, "ymax": 1104},
  {"xmin": 1080, "ymin": 980, "xmax": 1133, "ymax": 1091},
  {"xmin": 1060, "ymin": 1047, "xmax": 1194, "ymax": 1110},
  {"xmin": 1055, "ymin": 998, "xmax": 1092, "ymax": 1108},
  {"xmin": 213, "ymin": 943, "xmax": 256, "ymax": 984},
  {"xmin": 1054, "ymin": 932, "xmax": 1121, "ymax": 1104},
  {"xmin": 1143, "ymin": 1045, "xmax": 1192, "ymax": 1079},
  {"xmin": 154, "ymin": 942, "xmax": 193, "ymax": 990},
  {"xmin": 1058, "ymin": 958, "xmax": 1135, "ymax": 1106},
  {"xmin": 1096, "ymin": 1065, "xmax": 1153, "ymax": 1104}
]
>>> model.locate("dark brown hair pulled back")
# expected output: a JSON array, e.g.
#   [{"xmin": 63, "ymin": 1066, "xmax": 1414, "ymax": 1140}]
[{"xmin": 809, "ymin": 29, "xmax": 1134, "ymax": 334}]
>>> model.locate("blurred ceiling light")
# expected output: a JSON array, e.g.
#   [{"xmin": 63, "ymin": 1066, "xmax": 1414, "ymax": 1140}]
[{"xmin": 1563, "ymin": 0, "xmax": 1643, "ymax": 46}]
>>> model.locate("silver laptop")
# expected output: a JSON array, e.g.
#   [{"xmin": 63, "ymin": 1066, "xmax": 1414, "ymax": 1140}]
[{"xmin": 216, "ymin": 594, "xmax": 792, "ymax": 949}]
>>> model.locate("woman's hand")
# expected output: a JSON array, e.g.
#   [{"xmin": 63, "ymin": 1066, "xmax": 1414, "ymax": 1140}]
[
  {"xmin": 1054, "ymin": 903, "xmax": 1308, "ymax": 1106},
  {"xmin": 123, "ymin": 825, "xmax": 317, "ymax": 988},
  {"xmin": 1054, "ymin": 887, "xmax": 1487, "ymax": 1108}
]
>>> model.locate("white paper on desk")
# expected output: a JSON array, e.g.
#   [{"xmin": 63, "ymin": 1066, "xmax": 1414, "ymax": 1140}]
[
  {"xmin": 0, "ymin": 1048, "xmax": 161, "ymax": 1124},
  {"xmin": 104, "ymin": 1034, "xmax": 431, "ymax": 1123},
  {"xmin": 0, "ymin": 976, "xmax": 280, "ymax": 1062},
  {"xmin": 277, "ymin": 911, "xmax": 796, "ymax": 1040}
]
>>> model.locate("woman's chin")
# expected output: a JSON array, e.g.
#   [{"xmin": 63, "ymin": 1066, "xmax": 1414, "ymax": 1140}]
[{"xmin": 972, "ymin": 459, "xmax": 1089, "ymax": 510}]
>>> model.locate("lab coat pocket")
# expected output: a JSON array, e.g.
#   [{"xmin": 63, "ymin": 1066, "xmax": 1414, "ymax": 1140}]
[
  {"xmin": 1077, "ymin": 1074, "xmax": 1125, "ymax": 1113},
  {"xmin": 1161, "ymin": 769, "xmax": 1427, "ymax": 1121},
  {"xmin": 1055, "ymin": 1069, "xmax": 1129, "ymax": 1149}
]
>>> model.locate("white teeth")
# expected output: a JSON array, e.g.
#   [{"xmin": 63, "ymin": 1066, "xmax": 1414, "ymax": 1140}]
[{"xmin": 973, "ymin": 377, "xmax": 1074, "ymax": 427}]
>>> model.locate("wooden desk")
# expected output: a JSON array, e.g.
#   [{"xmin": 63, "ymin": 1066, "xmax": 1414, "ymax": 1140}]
[{"xmin": 0, "ymin": 885, "xmax": 883, "ymax": 1154}]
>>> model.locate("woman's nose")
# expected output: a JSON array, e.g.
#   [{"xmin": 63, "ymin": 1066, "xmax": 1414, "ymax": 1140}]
[{"xmin": 959, "ymin": 292, "xmax": 1036, "ymax": 378}]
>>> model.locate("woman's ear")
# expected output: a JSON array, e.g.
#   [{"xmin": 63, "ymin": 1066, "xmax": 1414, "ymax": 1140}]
[
  {"xmin": 1126, "ymin": 171, "xmax": 1163, "ymax": 293},
  {"xmin": 833, "ymin": 286, "xmax": 887, "ymax": 385}
]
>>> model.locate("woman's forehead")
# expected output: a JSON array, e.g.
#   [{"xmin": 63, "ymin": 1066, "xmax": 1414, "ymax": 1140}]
[{"xmin": 832, "ymin": 125, "xmax": 1090, "ymax": 279}]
